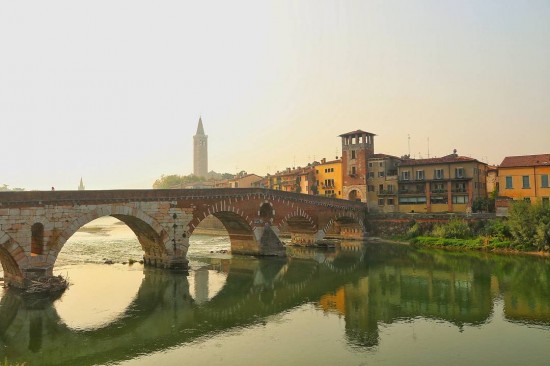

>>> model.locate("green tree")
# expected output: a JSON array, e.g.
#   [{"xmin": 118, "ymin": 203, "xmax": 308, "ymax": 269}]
[{"xmin": 152, "ymin": 174, "xmax": 205, "ymax": 189}]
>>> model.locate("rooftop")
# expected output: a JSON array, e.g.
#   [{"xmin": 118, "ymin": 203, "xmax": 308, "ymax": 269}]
[
  {"xmin": 499, "ymin": 154, "xmax": 550, "ymax": 168},
  {"xmin": 399, "ymin": 154, "xmax": 479, "ymax": 167},
  {"xmin": 338, "ymin": 130, "xmax": 376, "ymax": 137}
]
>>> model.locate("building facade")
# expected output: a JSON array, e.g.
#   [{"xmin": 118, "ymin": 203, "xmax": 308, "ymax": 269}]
[
  {"xmin": 340, "ymin": 130, "xmax": 375, "ymax": 202},
  {"xmin": 366, "ymin": 154, "xmax": 401, "ymax": 213},
  {"xmin": 314, "ymin": 158, "xmax": 342, "ymax": 198},
  {"xmin": 497, "ymin": 154, "xmax": 550, "ymax": 207},
  {"xmin": 397, "ymin": 152, "xmax": 488, "ymax": 213},
  {"xmin": 193, "ymin": 117, "xmax": 208, "ymax": 178}
]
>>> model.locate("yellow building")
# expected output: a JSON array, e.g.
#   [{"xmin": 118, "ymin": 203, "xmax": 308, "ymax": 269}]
[
  {"xmin": 314, "ymin": 158, "xmax": 342, "ymax": 198},
  {"xmin": 397, "ymin": 152, "xmax": 488, "ymax": 213},
  {"xmin": 497, "ymin": 154, "xmax": 550, "ymax": 206}
]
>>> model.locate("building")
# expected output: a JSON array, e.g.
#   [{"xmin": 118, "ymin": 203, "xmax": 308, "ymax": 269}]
[
  {"xmin": 264, "ymin": 166, "xmax": 316, "ymax": 193},
  {"xmin": 193, "ymin": 117, "xmax": 208, "ymax": 178},
  {"xmin": 366, "ymin": 154, "xmax": 401, "ymax": 213},
  {"xmin": 486, "ymin": 165, "xmax": 498, "ymax": 196},
  {"xmin": 339, "ymin": 130, "xmax": 376, "ymax": 202},
  {"xmin": 314, "ymin": 158, "xmax": 342, "ymax": 198},
  {"xmin": 497, "ymin": 154, "xmax": 550, "ymax": 207},
  {"xmin": 228, "ymin": 173, "xmax": 263, "ymax": 188},
  {"xmin": 397, "ymin": 151, "xmax": 488, "ymax": 213}
]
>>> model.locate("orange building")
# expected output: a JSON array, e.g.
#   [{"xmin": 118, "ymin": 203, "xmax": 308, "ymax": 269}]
[{"xmin": 497, "ymin": 154, "xmax": 550, "ymax": 208}]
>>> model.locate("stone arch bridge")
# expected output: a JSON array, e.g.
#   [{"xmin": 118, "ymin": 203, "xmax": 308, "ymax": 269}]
[{"xmin": 0, "ymin": 188, "xmax": 367, "ymax": 288}]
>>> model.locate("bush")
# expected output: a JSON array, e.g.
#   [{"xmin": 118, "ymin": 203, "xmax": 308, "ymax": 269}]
[
  {"xmin": 508, "ymin": 201, "xmax": 550, "ymax": 251},
  {"xmin": 406, "ymin": 222, "xmax": 423, "ymax": 238},
  {"xmin": 481, "ymin": 219, "xmax": 511, "ymax": 241},
  {"xmin": 431, "ymin": 218, "xmax": 471, "ymax": 239}
]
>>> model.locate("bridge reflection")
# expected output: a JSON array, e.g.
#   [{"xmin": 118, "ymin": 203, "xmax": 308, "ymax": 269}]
[{"xmin": 1, "ymin": 243, "xmax": 550, "ymax": 365}]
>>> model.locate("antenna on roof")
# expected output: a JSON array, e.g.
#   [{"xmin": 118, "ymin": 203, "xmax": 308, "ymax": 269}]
[
  {"xmin": 408, "ymin": 134, "xmax": 411, "ymax": 156},
  {"xmin": 427, "ymin": 137, "xmax": 430, "ymax": 158}
]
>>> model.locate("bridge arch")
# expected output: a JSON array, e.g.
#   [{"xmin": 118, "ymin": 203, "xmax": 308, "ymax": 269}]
[
  {"xmin": 323, "ymin": 212, "xmax": 366, "ymax": 240},
  {"xmin": 50, "ymin": 205, "xmax": 170, "ymax": 267},
  {"xmin": 278, "ymin": 208, "xmax": 320, "ymax": 245},
  {"xmin": 188, "ymin": 201, "xmax": 259, "ymax": 254},
  {"xmin": 0, "ymin": 231, "xmax": 27, "ymax": 287}
]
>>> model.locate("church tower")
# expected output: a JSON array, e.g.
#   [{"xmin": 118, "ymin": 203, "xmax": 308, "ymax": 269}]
[
  {"xmin": 78, "ymin": 177, "xmax": 85, "ymax": 190},
  {"xmin": 193, "ymin": 117, "xmax": 208, "ymax": 178}
]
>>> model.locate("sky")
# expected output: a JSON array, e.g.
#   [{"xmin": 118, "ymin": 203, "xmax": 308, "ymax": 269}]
[{"xmin": 1, "ymin": 0, "xmax": 549, "ymax": 191}]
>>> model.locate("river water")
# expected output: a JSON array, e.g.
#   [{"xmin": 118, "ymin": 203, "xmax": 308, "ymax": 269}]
[{"xmin": 1, "ymin": 217, "xmax": 550, "ymax": 365}]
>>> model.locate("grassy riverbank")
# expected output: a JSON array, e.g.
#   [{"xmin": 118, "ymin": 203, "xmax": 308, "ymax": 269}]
[{"xmin": 387, "ymin": 201, "xmax": 550, "ymax": 255}]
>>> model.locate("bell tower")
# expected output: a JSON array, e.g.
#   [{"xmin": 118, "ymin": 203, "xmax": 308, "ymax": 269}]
[{"xmin": 193, "ymin": 117, "xmax": 208, "ymax": 178}]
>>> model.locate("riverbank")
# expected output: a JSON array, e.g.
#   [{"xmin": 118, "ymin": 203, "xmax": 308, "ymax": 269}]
[{"xmin": 379, "ymin": 235, "xmax": 550, "ymax": 258}]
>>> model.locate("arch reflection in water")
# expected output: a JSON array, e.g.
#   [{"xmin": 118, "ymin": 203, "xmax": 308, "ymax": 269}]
[{"xmin": 1, "ymin": 243, "xmax": 550, "ymax": 365}]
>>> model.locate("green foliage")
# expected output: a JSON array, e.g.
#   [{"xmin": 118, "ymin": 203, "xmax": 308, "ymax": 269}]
[
  {"xmin": 472, "ymin": 197, "xmax": 495, "ymax": 213},
  {"xmin": 0, "ymin": 184, "xmax": 25, "ymax": 191},
  {"xmin": 431, "ymin": 218, "xmax": 471, "ymax": 239},
  {"xmin": 406, "ymin": 222, "xmax": 423, "ymax": 238},
  {"xmin": 480, "ymin": 219, "xmax": 511, "ymax": 241},
  {"xmin": 152, "ymin": 174, "xmax": 205, "ymax": 189},
  {"xmin": 508, "ymin": 201, "xmax": 550, "ymax": 251}
]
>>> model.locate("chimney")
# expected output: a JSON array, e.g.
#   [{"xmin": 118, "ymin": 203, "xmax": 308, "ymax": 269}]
[{"xmin": 321, "ymin": 158, "xmax": 326, "ymax": 164}]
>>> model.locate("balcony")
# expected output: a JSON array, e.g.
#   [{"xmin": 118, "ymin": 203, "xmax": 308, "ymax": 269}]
[
  {"xmin": 430, "ymin": 189, "xmax": 448, "ymax": 195},
  {"xmin": 452, "ymin": 188, "xmax": 468, "ymax": 194},
  {"xmin": 399, "ymin": 189, "xmax": 425, "ymax": 195},
  {"xmin": 378, "ymin": 189, "xmax": 396, "ymax": 196}
]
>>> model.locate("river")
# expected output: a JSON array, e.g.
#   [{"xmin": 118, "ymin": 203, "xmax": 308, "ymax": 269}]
[{"xmin": 1, "ymin": 217, "xmax": 550, "ymax": 365}]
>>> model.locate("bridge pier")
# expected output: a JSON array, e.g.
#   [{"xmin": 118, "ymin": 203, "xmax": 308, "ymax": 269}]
[{"xmin": 289, "ymin": 230, "xmax": 324, "ymax": 246}]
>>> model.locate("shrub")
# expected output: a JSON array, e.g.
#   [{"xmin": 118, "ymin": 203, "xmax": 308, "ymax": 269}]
[{"xmin": 431, "ymin": 218, "xmax": 471, "ymax": 239}]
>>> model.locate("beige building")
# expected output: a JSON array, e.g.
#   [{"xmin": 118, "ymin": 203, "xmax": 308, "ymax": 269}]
[
  {"xmin": 228, "ymin": 173, "xmax": 263, "ymax": 188},
  {"xmin": 366, "ymin": 154, "xmax": 401, "ymax": 213},
  {"xmin": 397, "ymin": 151, "xmax": 488, "ymax": 213}
]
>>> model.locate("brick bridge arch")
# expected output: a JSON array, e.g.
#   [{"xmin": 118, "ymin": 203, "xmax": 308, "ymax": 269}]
[
  {"xmin": 0, "ymin": 230, "xmax": 27, "ymax": 287},
  {"xmin": 0, "ymin": 188, "xmax": 367, "ymax": 288}
]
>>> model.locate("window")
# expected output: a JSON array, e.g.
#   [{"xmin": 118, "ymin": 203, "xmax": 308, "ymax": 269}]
[
  {"xmin": 522, "ymin": 176, "xmax": 530, "ymax": 189},
  {"xmin": 455, "ymin": 182, "xmax": 466, "ymax": 192},
  {"xmin": 505, "ymin": 176, "xmax": 513, "ymax": 189},
  {"xmin": 379, "ymin": 184, "xmax": 384, "ymax": 192},
  {"xmin": 455, "ymin": 167, "xmax": 465, "ymax": 178},
  {"xmin": 542, "ymin": 175, "xmax": 549, "ymax": 188},
  {"xmin": 416, "ymin": 170, "xmax": 425, "ymax": 180},
  {"xmin": 351, "ymin": 150, "xmax": 356, "ymax": 159},
  {"xmin": 387, "ymin": 198, "xmax": 395, "ymax": 205},
  {"xmin": 368, "ymin": 162, "xmax": 373, "ymax": 167},
  {"xmin": 378, "ymin": 198, "xmax": 385, "ymax": 206},
  {"xmin": 402, "ymin": 171, "xmax": 410, "ymax": 181},
  {"xmin": 387, "ymin": 185, "xmax": 394, "ymax": 193},
  {"xmin": 378, "ymin": 171, "xmax": 385, "ymax": 177},
  {"xmin": 452, "ymin": 196, "xmax": 469, "ymax": 204},
  {"xmin": 379, "ymin": 162, "xmax": 383, "ymax": 167},
  {"xmin": 431, "ymin": 196, "xmax": 448, "ymax": 204},
  {"xmin": 368, "ymin": 185, "xmax": 375, "ymax": 192},
  {"xmin": 434, "ymin": 169, "xmax": 444, "ymax": 180},
  {"xmin": 368, "ymin": 172, "xmax": 375, "ymax": 178},
  {"xmin": 31, "ymin": 223, "xmax": 44, "ymax": 255},
  {"xmin": 351, "ymin": 166, "xmax": 356, "ymax": 175},
  {"xmin": 398, "ymin": 196, "xmax": 427, "ymax": 204}
]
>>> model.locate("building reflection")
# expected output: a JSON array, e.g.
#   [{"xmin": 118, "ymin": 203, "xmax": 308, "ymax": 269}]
[{"xmin": 1, "ymin": 243, "xmax": 550, "ymax": 365}]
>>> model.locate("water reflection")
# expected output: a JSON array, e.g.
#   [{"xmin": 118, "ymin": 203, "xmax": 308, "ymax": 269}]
[{"xmin": 1, "ymin": 243, "xmax": 550, "ymax": 365}]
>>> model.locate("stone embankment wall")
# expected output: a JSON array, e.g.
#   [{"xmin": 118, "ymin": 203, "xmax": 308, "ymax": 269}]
[{"xmin": 367, "ymin": 213, "xmax": 496, "ymax": 237}]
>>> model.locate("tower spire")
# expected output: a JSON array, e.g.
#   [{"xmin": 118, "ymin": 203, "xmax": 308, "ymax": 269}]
[{"xmin": 196, "ymin": 116, "xmax": 205, "ymax": 135}]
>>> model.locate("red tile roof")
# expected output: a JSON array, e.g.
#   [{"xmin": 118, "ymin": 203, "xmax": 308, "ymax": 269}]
[
  {"xmin": 399, "ymin": 154, "xmax": 479, "ymax": 167},
  {"xmin": 370, "ymin": 153, "xmax": 401, "ymax": 160},
  {"xmin": 338, "ymin": 130, "xmax": 376, "ymax": 137},
  {"xmin": 499, "ymin": 154, "xmax": 550, "ymax": 168}
]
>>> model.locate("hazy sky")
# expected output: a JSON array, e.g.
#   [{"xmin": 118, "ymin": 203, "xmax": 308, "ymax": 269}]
[{"xmin": 2, "ymin": 1, "xmax": 549, "ymax": 190}]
